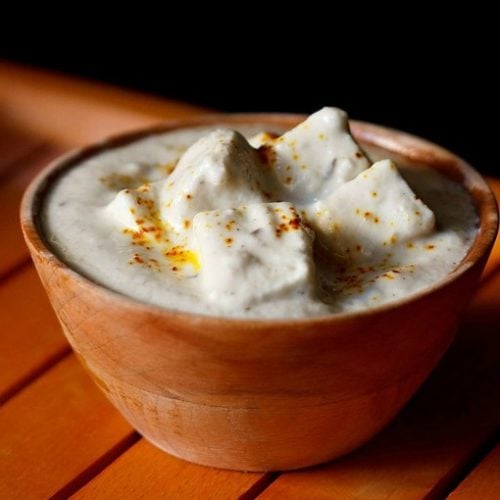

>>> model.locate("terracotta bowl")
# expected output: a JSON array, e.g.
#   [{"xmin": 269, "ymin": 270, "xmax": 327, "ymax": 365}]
[{"xmin": 21, "ymin": 114, "xmax": 498, "ymax": 471}]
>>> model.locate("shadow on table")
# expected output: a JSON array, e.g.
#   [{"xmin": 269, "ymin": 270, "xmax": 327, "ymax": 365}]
[{"xmin": 279, "ymin": 276, "xmax": 500, "ymax": 497}]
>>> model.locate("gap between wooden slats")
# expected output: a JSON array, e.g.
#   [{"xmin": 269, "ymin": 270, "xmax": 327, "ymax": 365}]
[
  {"xmin": 0, "ymin": 65, "xmax": 205, "ymax": 408},
  {"xmin": 0, "ymin": 265, "xmax": 70, "ymax": 404},
  {"xmin": 258, "ymin": 270, "xmax": 500, "ymax": 499},
  {"xmin": 448, "ymin": 445, "xmax": 500, "ymax": 499},
  {"xmin": 0, "ymin": 63, "xmax": 498, "ymax": 500},
  {"xmin": 0, "ymin": 355, "xmax": 271, "ymax": 500},
  {"xmin": 0, "ymin": 356, "xmax": 136, "ymax": 499}
]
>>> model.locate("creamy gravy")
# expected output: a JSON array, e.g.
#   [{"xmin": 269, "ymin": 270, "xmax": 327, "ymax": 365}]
[{"xmin": 42, "ymin": 111, "xmax": 478, "ymax": 318}]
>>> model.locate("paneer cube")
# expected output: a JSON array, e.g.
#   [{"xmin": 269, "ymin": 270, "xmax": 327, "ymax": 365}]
[
  {"xmin": 193, "ymin": 202, "xmax": 317, "ymax": 309},
  {"xmin": 254, "ymin": 107, "xmax": 370, "ymax": 202},
  {"xmin": 312, "ymin": 159, "xmax": 435, "ymax": 259},
  {"xmin": 160, "ymin": 129, "xmax": 267, "ymax": 233}
]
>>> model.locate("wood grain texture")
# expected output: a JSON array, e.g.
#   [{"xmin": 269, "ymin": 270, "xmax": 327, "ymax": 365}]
[
  {"xmin": 0, "ymin": 63, "xmax": 206, "ymax": 399},
  {"xmin": 0, "ymin": 265, "xmax": 69, "ymax": 403},
  {"xmin": 72, "ymin": 439, "xmax": 262, "ymax": 499},
  {"xmin": 0, "ymin": 356, "xmax": 134, "ymax": 499},
  {"xmin": 21, "ymin": 115, "xmax": 498, "ymax": 471},
  {"xmin": 449, "ymin": 445, "xmax": 500, "ymax": 499},
  {"xmin": 0, "ymin": 61, "xmax": 205, "ymax": 146},
  {"xmin": 260, "ymin": 269, "xmax": 500, "ymax": 499},
  {"xmin": 2, "ymin": 62, "xmax": 499, "ymax": 492}
]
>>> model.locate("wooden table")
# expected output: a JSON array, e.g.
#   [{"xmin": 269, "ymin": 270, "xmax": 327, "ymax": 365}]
[{"xmin": 0, "ymin": 61, "xmax": 499, "ymax": 500}]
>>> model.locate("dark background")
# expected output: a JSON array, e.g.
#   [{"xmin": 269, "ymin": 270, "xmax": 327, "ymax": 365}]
[{"xmin": 1, "ymin": 42, "xmax": 497, "ymax": 176}]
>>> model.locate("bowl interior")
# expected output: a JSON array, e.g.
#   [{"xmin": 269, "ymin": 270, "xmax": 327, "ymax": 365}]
[{"xmin": 21, "ymin": 113, "xmax": 499, "ymax": 326}]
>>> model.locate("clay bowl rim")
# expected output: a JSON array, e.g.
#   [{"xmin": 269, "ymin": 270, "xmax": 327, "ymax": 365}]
[{"xmin": 21, "ymin": 112, "xmax": 499, "ymax": 328}]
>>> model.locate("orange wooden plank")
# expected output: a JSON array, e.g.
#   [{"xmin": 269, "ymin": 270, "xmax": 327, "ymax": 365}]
[
  {"xmin": 0, "ymin": 265, "xmax": 69, "ymax": 403},
  {"xmin": 0, "ymin": 146, "xmax": 63, "ymax": 278},
  {"xmin": 260, "ymin": 270, "xmax": 500, "ymax": 499},
  {"xmin": 0, "ymin": 63, "xmax": 497, "ymax": 499},
  {"xmin": 449, "ymin": 445, "xmax": 500, "ymax": 499},
  {"xmin": 0, "ymin": 356, "xmax": 135, "ymax": 499},
  {"xmin": 73, "ymin": 439, "xmax": 266, "ymax": 499},
  {"xmin": 0, "ymin": 121, "xmax": 43, "ymax": 180},
  {"xmin": 0, "ymin": 62, "xmax": 205, "ymax": 278},
  {"xmin": 0, "ymin": 61, "xmax": 205, "ymax": 147},
  {"xmin": 484, "ymin": 178, "xmax": 500, "ymax": 277}
]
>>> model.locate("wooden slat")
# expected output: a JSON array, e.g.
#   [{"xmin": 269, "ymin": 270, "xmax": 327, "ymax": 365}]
[
  {"xmin": 0, "ymin": 265, "xmax": 69, "ymax": 403},
  {"xmin": 449, "ymin": 445, "xmax": 500, "ymax": 499},
  {"xmin": 0, "ymin": 68, "xmax": 205, "ymax": 403},
  {"xmin": 0, "ymin": 63, "xmax": 498, "ymax": 498},
  {"xmin": 484, "ymin": 178, "xmax": 500, "ymax": 277},
  {"xmin": 260, "ymin": 270, "xmax": 500, "ymax": 499},
  {"xmin": 0, "ymin": 61, "xmax": 205, "ymax": 147},
  {"xmin": 0, "ymin": 356, "xmax": 135, "ymax": 499},
  {"xmin": 0, "ymin": 62, "xmax": 205, "ymax": 279},
  {"xmin": 0, "ymin": 146, "xmax": 63, "ymax": 278},
  {"xmin": 72, "ymin": 439, "xmax": 264, "ymax": 499},
  {"xmin": 0, "ymin": 121, "xmax": 43, "ymax": 180}
]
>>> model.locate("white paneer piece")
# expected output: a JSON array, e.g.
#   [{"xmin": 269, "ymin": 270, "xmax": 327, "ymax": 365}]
[
  {"xmin": 104, "ymin": 183, "xmax": 159, "ymax": 232},
  {"xmin": 193, "ymin": 202, "xmax": 317, "ymax": 309},
  {"xmin": 159, "ymin": 129, "xmax": 268, "ymax": 233},
  {"xmin": 312, "ymin": 159, "xmax": 436, "ymax": 259},
  {"xmin": 254, "ymin": 107, "xmax": 370, "ymax": 203}
]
